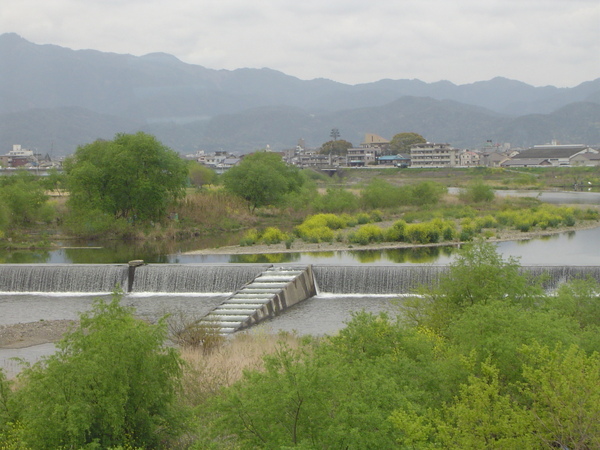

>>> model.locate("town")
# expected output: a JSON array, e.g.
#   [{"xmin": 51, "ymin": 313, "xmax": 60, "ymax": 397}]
[{"xmin": 3, "ymin": 133, "xmax": 598, "ymax": 174}]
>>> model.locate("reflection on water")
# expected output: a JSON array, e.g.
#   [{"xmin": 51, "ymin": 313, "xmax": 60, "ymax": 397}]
[{"xmin": 230, "ymin": 253, "xmax": 302, "ymax": 264}]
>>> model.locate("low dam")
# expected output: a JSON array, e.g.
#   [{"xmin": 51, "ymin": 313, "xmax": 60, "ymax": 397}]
[{"xmin": 1, "ymin": 263, "xmax": 599, "ymax": 332}]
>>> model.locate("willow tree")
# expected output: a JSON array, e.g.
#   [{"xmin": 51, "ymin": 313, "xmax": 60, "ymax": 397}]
[{"xmin": 64, "ymin": 132, "xmax": 188, "ymax": 223}]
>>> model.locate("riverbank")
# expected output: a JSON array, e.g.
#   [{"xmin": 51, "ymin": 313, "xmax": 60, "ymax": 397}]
[
  {"xmin": 184, "ymin": 221, "xmax": 600, "ymax": 256},
  {"xmin": 0, "ymin": 320, "xmax": 75, "ymax": 349}
]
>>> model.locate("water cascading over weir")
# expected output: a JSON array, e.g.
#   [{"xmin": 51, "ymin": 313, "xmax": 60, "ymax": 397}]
[{"xmin": 1, "ymin": 264, "xmax": 599, "ymax": 333}]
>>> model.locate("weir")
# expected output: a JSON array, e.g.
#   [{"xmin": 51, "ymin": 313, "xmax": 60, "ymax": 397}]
[
  {"xmin": 0, "ymin": 264, "xmax": 129, "ymax": 293},
  {"xmin": 1, "ymin": 264, "xmax": 599, "ymax": 333},
  {"xmin": 200, "ymin": 266, "xmax": 317, "ymax": 334}
]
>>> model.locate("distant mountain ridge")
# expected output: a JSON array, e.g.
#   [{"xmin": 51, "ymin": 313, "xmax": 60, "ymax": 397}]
[{"xmin": 1, "ymin": 33, "xmax": 599, "ymax": 156}]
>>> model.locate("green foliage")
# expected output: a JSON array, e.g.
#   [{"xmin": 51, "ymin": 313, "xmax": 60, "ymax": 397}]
[
  {"xmin": 260, "ymin": 227, "xmax": 289, "ymax": 245},
  {"xmin": 384, "ymin": 219, "xmax": 407, "ymax": 241},
  {"xmin": 404, "ymin": 240, "xmax": 542, "ymax": 333},
  {"xmin": 64, "ymin": 132, "xmax": 188, "ymax": 223},
  {"xmin": 312, "ymin": 187, "xmax": 359, "ymax": 213},
  {"xmin": 460, "ymin": 178, "xmax": 495, "ymax": 203},
  {"xmin": 389, "ymin": 132, "xmax": 426, "ymax": 155},
  {"xmin": 409, "ymin": 181, "xmax": 447, "ymax": 206},
  {"xmin": 210, "ymin": 313, "xmax": 467, "ymax": 449},
  {"xmin": 0, "ymin": 171, "xmax": 54, "ymax": 227},
  {"xmin": 222, "ymin": 151, "xmax": 303, "ymax": 212},
  {"xmin": 360, "ymin": 179, "xmax": 407, "ymax": 209},
  {"xmin": 14, "ymin": 293, "xmax": 185, "ymax": 449},
  {"xmin": 187, "ymin": 161, "xmax": 217, "ymax": 188},
  {"xmin": 240, "ymin": 229, "xmax": 261, "ymax": 246},
  {"xmin": 447, "ymin": 301, "xmax": 580, "ymax": 384},
  {"xmin": 520, "ymin": 343, "xmax": 600, "ymax": 449},
  {"xmin": 348, "ymin": 224, "xmax": 384, "ymax": 245},
  {"xmin": 319, "ymin": 139, "xmax": 353, "ymax": 156},
  {"xmin": 544, "ymin": 278, "xmax": 600, "ymax": 329}
]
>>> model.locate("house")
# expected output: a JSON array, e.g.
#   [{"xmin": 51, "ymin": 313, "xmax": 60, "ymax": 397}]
[
  {"xmin": 501, "ymin": 158, "xmax": 553, "ymax": 168},
  {"xmin": 570, "ymin": 152, "xmax": 600, "ymax": 167},
  {"xmin": 346, "ymin": 133, "xmax": 390, "ymax": 166},
  {"xmin": 510, "ymin": 144, "xmax": 598, "ymax": 167},
  {"xmin": 377, "ymin": 154, "xmax": 411, "ymax": 167},
  {"xmin": 459, "ymin": 150, "xmax": 481, "ymax": 167},
  {"xmin": 480, "ymin": 151, "xmax": 511, "ymax": 167},
  {"xmin": 410, "ymin": 143, "xmax": 458, "ymax": 168}
]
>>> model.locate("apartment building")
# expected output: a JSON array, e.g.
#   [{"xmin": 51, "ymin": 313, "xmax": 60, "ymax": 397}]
[{"xmin": 410, "ymin": 143, "xmax": 458, "ymax": 168}]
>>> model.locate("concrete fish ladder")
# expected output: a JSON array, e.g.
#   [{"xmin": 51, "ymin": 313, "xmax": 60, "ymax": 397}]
[{"xmin": 199, "ymin": 266, "xmax": 317, "ymax": 334}]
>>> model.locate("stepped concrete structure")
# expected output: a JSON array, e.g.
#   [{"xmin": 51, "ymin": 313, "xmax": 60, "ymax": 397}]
[{"xmin": 199, "ymin": 266, "xmax": 317, "ymax": 334}]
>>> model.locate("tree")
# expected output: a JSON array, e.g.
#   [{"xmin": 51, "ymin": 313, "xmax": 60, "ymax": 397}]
[
  {"xmin": 389, "ymin": 132, "xmax": 426, "ymax": 155},
  {"xmin": 188, "ymin": 161, "xmax": 217, "ymax": 189},
  {"xmin": 0, "ymin": 170, "xmax": 54, "ymax": 226},
  {"xmin": 14, "ymin": 293, "xmax": 185, "ymax": 449},
  {"xmin": 460, "ymin": 177, "xmax": 495, "ymax": 203},
  {"xmin": 64, "ymin": 132, "xmax": 188, "ymax": 222},
  {"xmin": 222, "ymin": 151, "xmax": 303, "ymax": 212},
  {"xmin": 403, "ymin": 240, "xmax": 542, "ymax": 334},
  {"xmin": 318, "ymin": 139, "xmax": 353, "ymax": 156}
]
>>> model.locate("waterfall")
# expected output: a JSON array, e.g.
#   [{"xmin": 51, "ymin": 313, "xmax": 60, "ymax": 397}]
[
  {"xmin": 313, "ymin": 265, "xmax": 600, "ymax": 295},
  {"xmin": 130, "ymin": 264, "xmax": 270, "ymax": 293},
  {"xmin": 312, "ymin": 265, "xmax": 448, "ymax": 294},
  {"xmin": 0, "ymin": 264, "xmax": 128, "ymax": 293},
  {"xmin": 1, "ymin": 263, "xmax": 598, "ymax": 295},
  {"xmin": 521, "ymin": 266, "xmax": 600, "ymax": 291}
]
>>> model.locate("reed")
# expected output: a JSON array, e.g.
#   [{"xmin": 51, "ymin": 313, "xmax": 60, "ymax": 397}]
[{"xmin": 179, "ymin": 330, "xmax": 302, "ymax": 408}]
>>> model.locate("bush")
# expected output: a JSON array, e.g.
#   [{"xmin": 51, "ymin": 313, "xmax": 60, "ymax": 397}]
[
  {"xmin": 460, "ymin": 179, "xmax": 495, "ymax": 203},
  {"xmin": 385, "ymin": 220, "xmax": 407, "ymax": 242},
  {"xmin": 261, "ymin": 227, "xmax": 289, "ymax": 245},
  {"xmin": 14, "ymin": 294, "xmax": 184, "ymax": 449},
  {"xmin": 348, "ymin": 224, "xmax": 384, "ymax": 245},
  {"xmin": 409, "ymin": 182, "xmax": 447, "ymax": 206},
  {"xmin": 240, "ymin": 229, "xmax": 261, "ymax": 246},
  {"xmin": 355, "ymin": 213, "xmax": 371, "ymax": 225},
  {"xmin": 312, "ymin": 188, "xmax": 359, "ymax": 213}
]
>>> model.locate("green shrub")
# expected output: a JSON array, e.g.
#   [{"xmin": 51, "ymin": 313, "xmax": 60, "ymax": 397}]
[
  {"xmin": 385, "ymin": 220, "xmax": 407, "ymax": 242},
  {"xmin": 370, "ymin": 210, "xmax": 384, "ymax": 222},
  {"xmin": 296, "ymin": 225, "xmax": 335, "ymax": 243},
  {"xmin": 460, "ymin": 223, "xmax": 475, "ymax": 241},
  {"xmin": 240, "ymin": 229, "xmax": 261, "ymax": 246},
  {"xmin": 460, "ymin": 178, "xmax": 495, "ymax": 203},
  {"xmin": 313, "ymin": 188, "xmax": 359, "ymax": 213},
  {"xmin": 355, "ymin": 213, "xmax": 371, "ymax": 225},
  {"xmin": 405, "ymin": 223, "xmax": 433, "ymax": 244},
  {"xmin": 348, "ymin": 224, "xmax": 384, "ymax": 245},
  {"xmin": 261, "ymin": 227, "xmax": 289, "ymax": 245},
  {"xmin": 409, "ymin": 181, "xmax": 447, "ymax": 206}
]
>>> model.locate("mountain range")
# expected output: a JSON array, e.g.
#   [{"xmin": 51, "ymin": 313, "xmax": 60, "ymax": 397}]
[{"xmin": 1, "ymin": 33, "xmax": 599, "ymax": 157}]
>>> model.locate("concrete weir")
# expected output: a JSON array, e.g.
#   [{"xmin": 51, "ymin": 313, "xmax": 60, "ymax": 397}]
[{"xmin": 200, "ymin": 266, "xmax": 317, "ymax": 334}]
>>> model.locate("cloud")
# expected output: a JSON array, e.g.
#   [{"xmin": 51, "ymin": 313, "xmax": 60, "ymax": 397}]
[{"xmin": 1, "ymin": 0, "xmax": 598, "ymax": 86}]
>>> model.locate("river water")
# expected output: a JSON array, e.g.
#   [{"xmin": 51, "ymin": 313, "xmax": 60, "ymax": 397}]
[{"xmin": 1, "ymin": 189, "xmax": 599, "ymax": 376}]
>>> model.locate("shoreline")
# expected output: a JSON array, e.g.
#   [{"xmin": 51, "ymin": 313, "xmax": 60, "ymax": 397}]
[
  {"xmin": 2, "ymin": 222, "xmax": 598, "ymax": 351},
  {"xmin": 183, "ymin": 221, "xmax": 600, "ymax": 257}
]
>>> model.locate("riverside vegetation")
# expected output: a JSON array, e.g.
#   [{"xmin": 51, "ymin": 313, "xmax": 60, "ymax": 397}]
[
  {"xmin": 0, "ymin": 241, "xmax": 599, "ymax": 448},
  {"xmin": 0, "ymin": 138, "xmax": 599, "ymax": 255}
]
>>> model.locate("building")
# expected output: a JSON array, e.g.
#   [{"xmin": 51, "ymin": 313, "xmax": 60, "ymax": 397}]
[
  {"xmin": 459, "ymin": 150, "xmax": 481, "ymax": 167},
  {"xmin": 410, "ymin": 143, "xmax": 458, "ymax": 168},
  {"xmin": 479, "ymin": 151, "xmax": 511, "ymax": 167},
  {"xmin": 509, "ymin": 144, "xmax": 598, "ymax": 167},
  {"xmin": 377, "ymin": 154, "xmax": 411, "ymax": 167},
  {"xmin": 346, "ymin": 133, "xmax": 390, "ymax": 166}
]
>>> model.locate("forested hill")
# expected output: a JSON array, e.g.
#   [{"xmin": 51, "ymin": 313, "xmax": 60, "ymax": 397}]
[{"xmin": 1, "ymin": 33, "xmax": 599, "ymax": 155}]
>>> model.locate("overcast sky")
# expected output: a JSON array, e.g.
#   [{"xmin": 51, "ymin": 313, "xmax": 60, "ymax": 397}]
[{"xmin": 2, "ymin": 0, "xmax": 599, "ymax": 87}]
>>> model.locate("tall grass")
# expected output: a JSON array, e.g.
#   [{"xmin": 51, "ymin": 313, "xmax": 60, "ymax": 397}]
[
  {"xmin": 174, "ymin": 190, "xmax": 255, "ymax": 231},
  {"xmin": 179, "ymin": 331, "xmax": 303, "ymax": 408}
]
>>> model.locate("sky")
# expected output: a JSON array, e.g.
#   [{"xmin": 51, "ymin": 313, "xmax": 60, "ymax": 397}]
[{"xmin": 2, "ymin": 0, "xmax": 599, "ymax": 88}]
